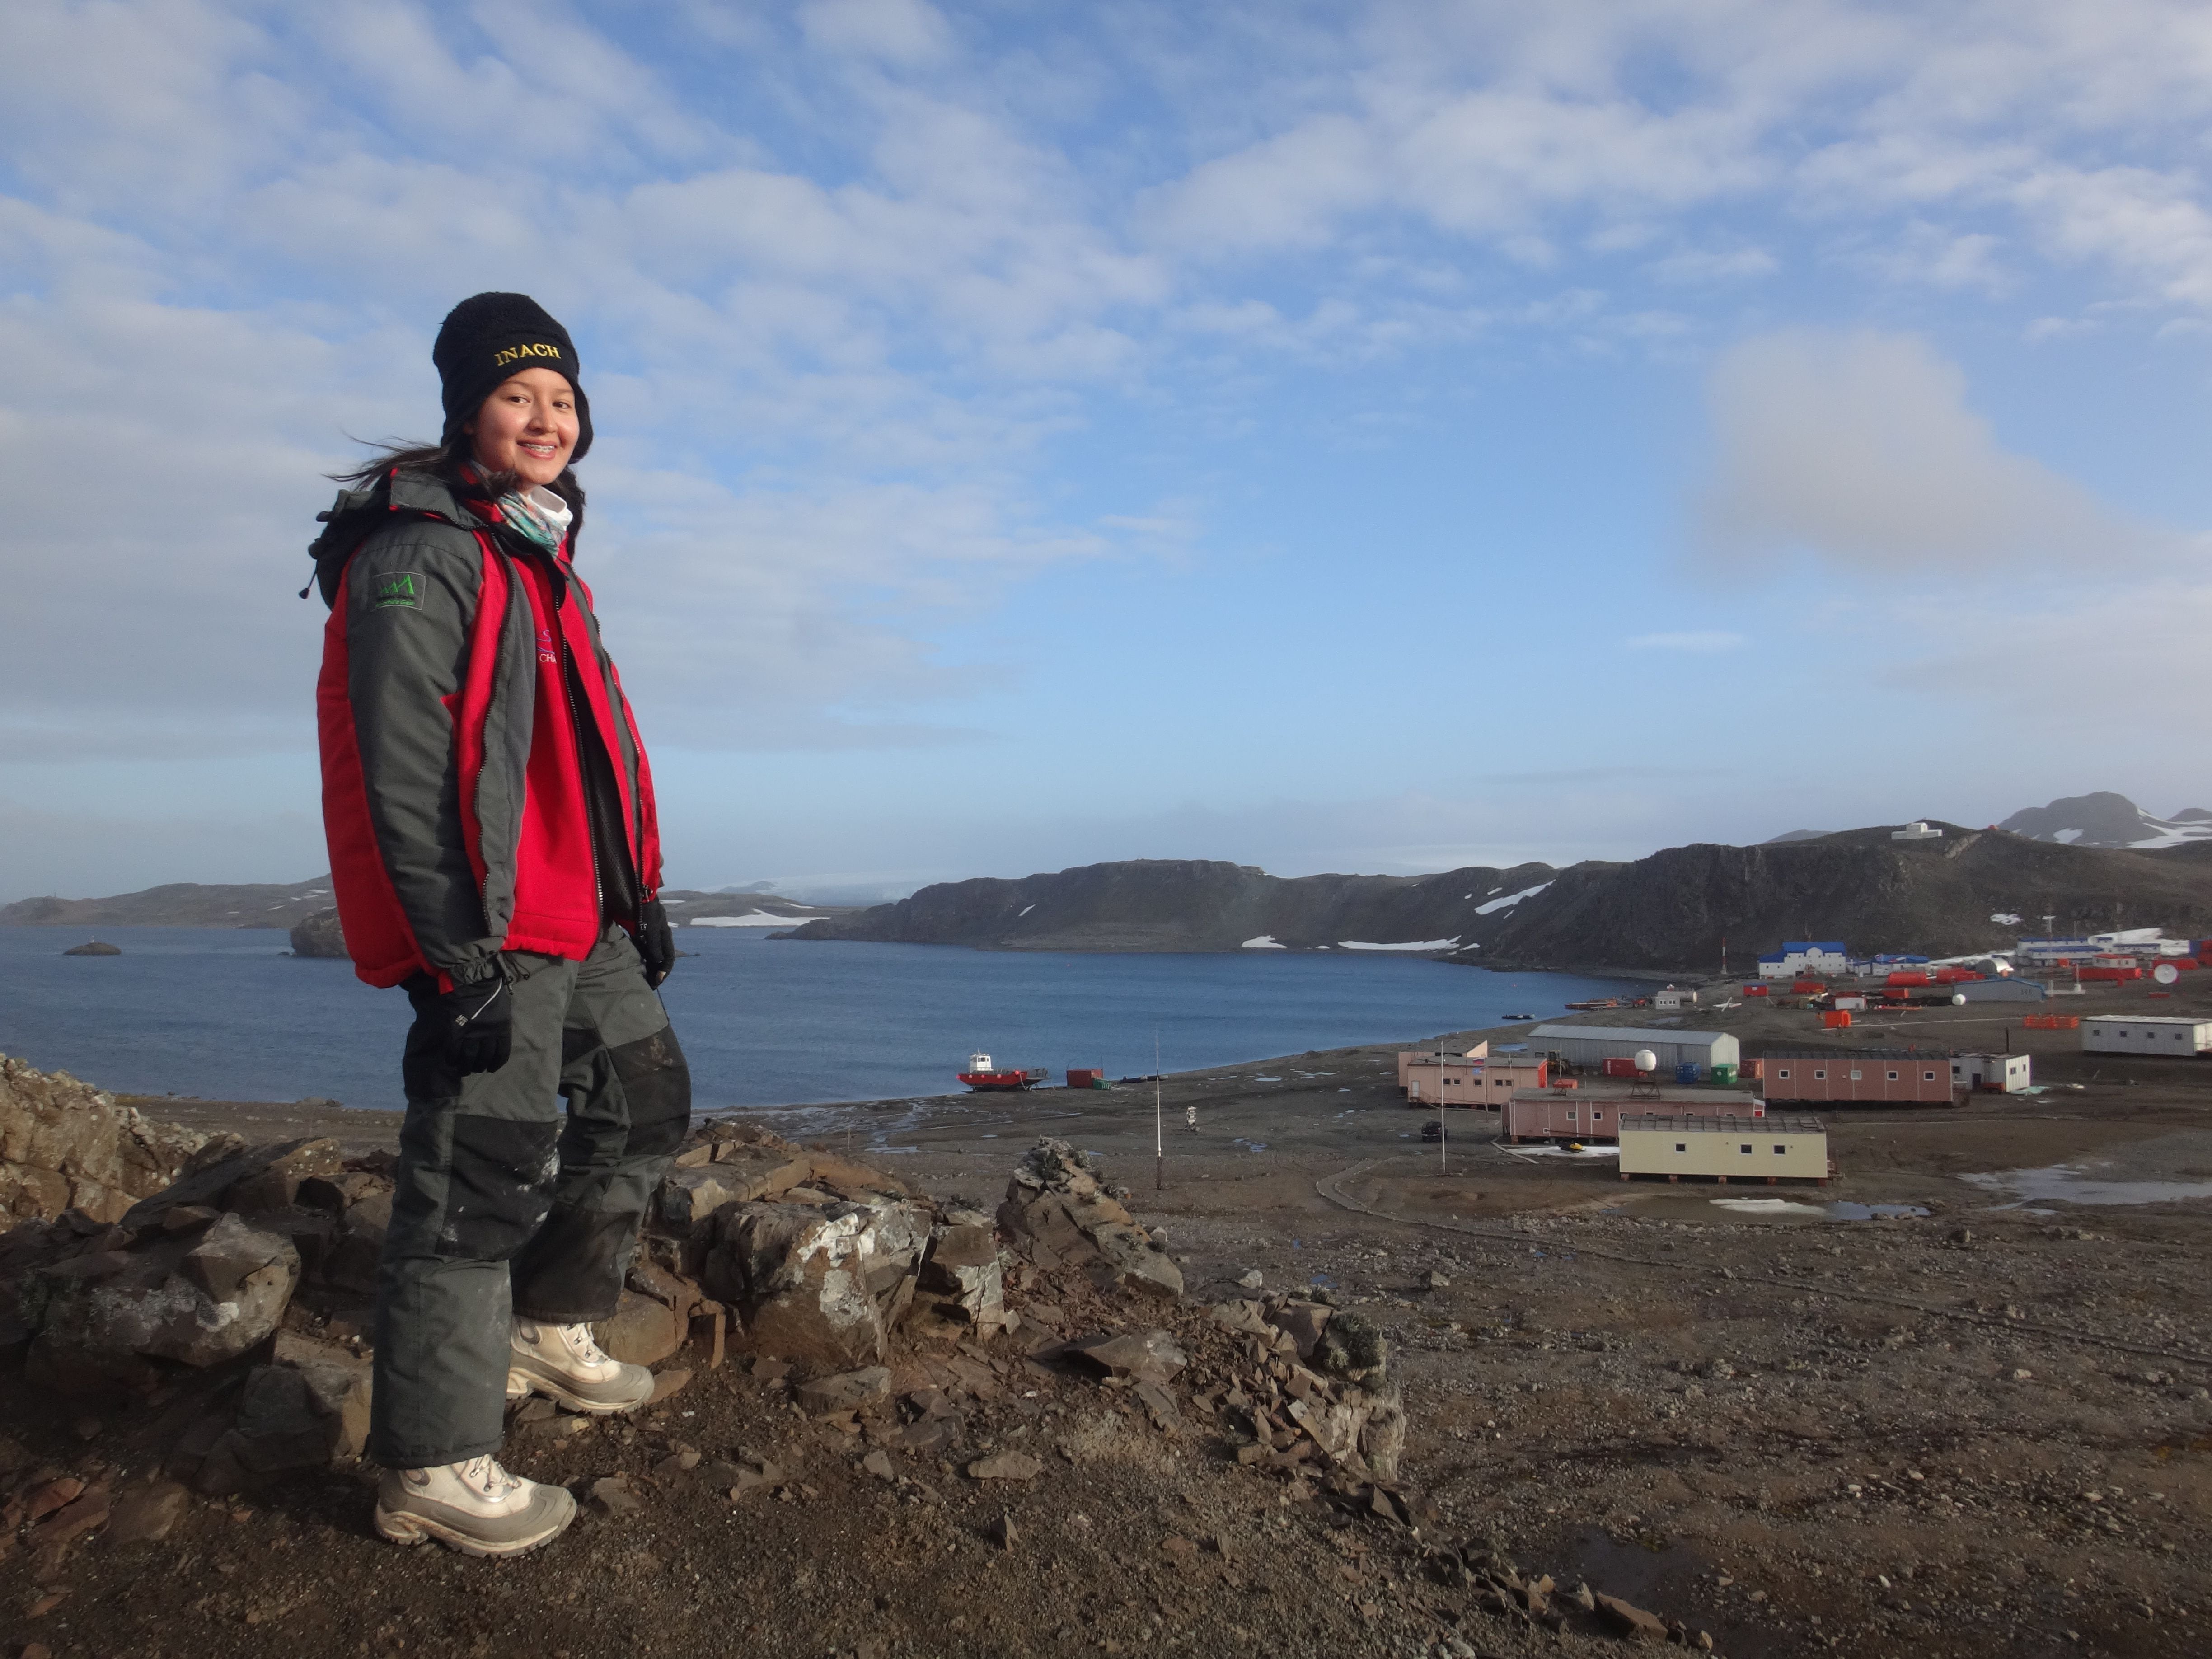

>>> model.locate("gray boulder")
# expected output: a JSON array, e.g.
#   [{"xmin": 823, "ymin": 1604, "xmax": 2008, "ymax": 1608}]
[
  {"xmin": 702, "ymin": 1195, "xmax": 930, "ymax": 1378},
  {"xmin": 22, "ymin": 1214, "xmax": 300, "ymax": 1389}
]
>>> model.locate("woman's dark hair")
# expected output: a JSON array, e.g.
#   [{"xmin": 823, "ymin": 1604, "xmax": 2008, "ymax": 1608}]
[{"xmin": 334, "ymin": 434, "xmax": 586, "ymax": 549}]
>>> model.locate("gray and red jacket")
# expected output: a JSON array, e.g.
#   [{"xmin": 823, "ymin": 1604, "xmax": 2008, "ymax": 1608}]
[{"xmin": 312, "ymin": 468, "xmax": 662, "ymax": 990}]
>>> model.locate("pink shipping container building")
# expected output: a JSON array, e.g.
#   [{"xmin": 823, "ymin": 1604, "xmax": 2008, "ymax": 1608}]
[{"xmin": 1760, "ymin": 1049, "xmax": 1954, "ymax": 1106}]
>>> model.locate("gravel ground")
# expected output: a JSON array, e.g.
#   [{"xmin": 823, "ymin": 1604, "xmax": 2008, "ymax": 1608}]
[{"xmin": 6, "ymin": 985, "xmax": 2206, "ymax": 1658}]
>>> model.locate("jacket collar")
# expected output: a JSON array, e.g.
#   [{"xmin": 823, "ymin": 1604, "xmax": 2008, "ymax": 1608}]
[{"xmin": 389, "ymin": 466, "xmax": 494, "ymax": 531}]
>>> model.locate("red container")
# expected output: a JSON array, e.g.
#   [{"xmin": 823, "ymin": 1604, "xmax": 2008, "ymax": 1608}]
[
  {"xmin": 1791, "ymin": 979, "xmax": 1825, "ymax": 994},
  {"xmin": 1822, "ymin": 1009, "xmax": 1852, "ymax": 1029},
  {"xmin": 1743, "ymin": 984, "xmax": 1769, "ymax": 997},
  {"xmin": 1601, "ymin": 1057, "xmax": 1640, "ymax": 1078},
  {"xmin": 1066, "ymin": 1068, "xmax": 1105, "ymax": 1089},
  {"xmin": 1887, "ymin": 971, "xmax": 1929, "ymax": 988},
  {"xmin": 1932, "ymin": 968, "xmax": 1984, "ymax": 985}
]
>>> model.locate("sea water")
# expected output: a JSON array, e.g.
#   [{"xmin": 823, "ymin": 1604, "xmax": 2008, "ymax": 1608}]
[{"xmin": 0, "ymin": 925, "xmax": 1640, "ymax": 1112}]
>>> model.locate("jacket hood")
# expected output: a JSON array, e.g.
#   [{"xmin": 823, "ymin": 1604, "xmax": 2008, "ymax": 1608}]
[{"xmin": 304, "ymin": 465, "xmax": 496, "ymax": 609}]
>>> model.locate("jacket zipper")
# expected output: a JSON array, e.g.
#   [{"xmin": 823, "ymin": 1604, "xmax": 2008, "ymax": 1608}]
[{"xmin": 557, "ymin": 624, "xmax": 606, "ymax": 923}]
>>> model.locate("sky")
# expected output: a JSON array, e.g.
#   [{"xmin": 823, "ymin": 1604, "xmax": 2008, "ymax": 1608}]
[{"xmin": 6, "ymin": 0, "xmax": 2212, "ymax": 904}]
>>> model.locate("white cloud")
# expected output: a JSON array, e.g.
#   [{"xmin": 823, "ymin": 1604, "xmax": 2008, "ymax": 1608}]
[
  {"xmin": 1693, "ymin": 328, "xmax": 2150, "ymax": 569},
  {"xmin": 798, "ymin": 0, "xmax": 955, "ymax": 66}
]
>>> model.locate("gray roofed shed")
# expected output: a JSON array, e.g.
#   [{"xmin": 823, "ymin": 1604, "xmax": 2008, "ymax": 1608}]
[{"xmin": 1526, "ymin": 1024, "xmax": 1742, "ymax": 1071}]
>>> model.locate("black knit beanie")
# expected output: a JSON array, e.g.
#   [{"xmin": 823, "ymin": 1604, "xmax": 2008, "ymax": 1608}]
[{"xmin": 432, "ymin": 292, "xmax": 593, "ymax": 461}]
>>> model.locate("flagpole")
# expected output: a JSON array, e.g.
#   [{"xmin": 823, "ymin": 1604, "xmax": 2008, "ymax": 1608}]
[{"xmin": 1154, "ymin": 1029, "xmax": 1164, "ymax": 1192}]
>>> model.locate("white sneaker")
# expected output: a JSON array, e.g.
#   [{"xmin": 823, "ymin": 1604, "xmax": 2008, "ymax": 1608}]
[
  {"xmin": 508, "ymin": 1318, "xmax": 656, "ymax": 1414},
  {"xmin": 374, "ymin": 1455, "xmax": 575, "ymax": 1556}
]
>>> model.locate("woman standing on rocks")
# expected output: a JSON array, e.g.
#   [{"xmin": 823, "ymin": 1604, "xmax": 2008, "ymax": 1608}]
[{"xmin": 307, "ymin": 294, "xmax": 690, "ymax": 1556}]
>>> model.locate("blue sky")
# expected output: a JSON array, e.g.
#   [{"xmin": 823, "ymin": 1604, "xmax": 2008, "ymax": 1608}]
[{"xmin": 5, "ymin": 0, "xmax": 2212, "ymax": 902}]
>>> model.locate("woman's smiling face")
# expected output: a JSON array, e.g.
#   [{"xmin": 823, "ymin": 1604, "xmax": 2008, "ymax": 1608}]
[{"xmin": 465, "ymin": 367, "xmax": 578, "ymax": 487}]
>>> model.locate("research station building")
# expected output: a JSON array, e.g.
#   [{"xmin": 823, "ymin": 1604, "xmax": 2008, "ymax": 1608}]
[
  {"xmin": 1402, "ymin": 1055, "xmax": 1548, "ymax": 1108},
  {"xmin": 1504, "ymin": 1088, "xmax": 1761, "ymax": 1143},
  {"xmin": 1618, "ymin": 1113, "xmax": 1831, "ymax": 1185},
  {"xmin": 1759, "ymin": 1050, "xmax": 1954, "ymax": 1105},
  {"xmin": 1951, "ymin": 1053, "xmax": 2034, "ymax": 1093},
  {"xmin": 2081, "ymin": 1016, "xmax": 2212, "ymax": 1057},
  {"xmin": 1527, "ymin": 1025, "xmax": 1741, "ymax": 1074}
]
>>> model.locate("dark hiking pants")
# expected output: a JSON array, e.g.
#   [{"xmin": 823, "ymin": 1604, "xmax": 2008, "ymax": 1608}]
[{"xmin": 369, "ymin": 927, "xmax": 691, "ymax": 1469}]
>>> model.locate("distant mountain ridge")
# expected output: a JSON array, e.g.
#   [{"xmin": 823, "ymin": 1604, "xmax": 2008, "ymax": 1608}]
[
  {"xmin": 1995, "ymin": 791, "xmax": 2212, "ymax": 850},
  {"xmin": 775, "ymin": 858, "xmax": 1561, "ymax": 955},
  {"xmin": 0, "ymin": 881, "xmax": 851, "ymax": 931},
  {"xmin": 782, "ymin": 827, "xmax": 2212, "ymax": 972},
  {"xmin": 0, "ymin": 878, "xmax": 339, "ymax": 930}
]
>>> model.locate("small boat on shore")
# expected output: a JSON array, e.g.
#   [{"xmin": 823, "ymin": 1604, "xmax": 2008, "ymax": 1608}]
[{"xmin": 958, "ymin": 1051, "xmax": 1046, "ymax": 1092}]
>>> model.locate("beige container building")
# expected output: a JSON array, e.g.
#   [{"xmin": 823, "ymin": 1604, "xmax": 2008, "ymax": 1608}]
[
  {"xmin": 1397, "ymin": 1042, "xmax": 1487, "ymax": 1090},
  {"xmin": 1617, "ymin": 1113, "xmax": 1831, "ymax": 1186},
  {"xmin": 1403, "ymin": 1055, "xmax": 1547, "ymax": 1108}
]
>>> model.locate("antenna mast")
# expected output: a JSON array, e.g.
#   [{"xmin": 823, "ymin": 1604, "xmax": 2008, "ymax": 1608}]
[{"xmin": 1153, "ymin": 1030, "xmax": 1164, "ymax": 1191}]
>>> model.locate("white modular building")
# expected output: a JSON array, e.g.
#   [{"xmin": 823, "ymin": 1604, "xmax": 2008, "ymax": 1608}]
[
  {"xmin": 1527, "ymin": 1025, "xmax": 1741, "ymax": 1072},
  {"xmin": 2081, "ymin": 1017, "xmax": 2212, "ymax": 1057},
  {"xmin": 1951, "ymin": 1053, "xmax": 2034, "ymax": 1092}
]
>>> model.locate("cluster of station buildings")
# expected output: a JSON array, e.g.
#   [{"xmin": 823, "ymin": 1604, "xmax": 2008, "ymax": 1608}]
[
  {"xmin": 1401, "ymin": 921, "xmax": 2212, "ymax": 1186},
  {"xmin": 1400, "ymin": 1017, "xmax": 2059, "ymax": 1188}
]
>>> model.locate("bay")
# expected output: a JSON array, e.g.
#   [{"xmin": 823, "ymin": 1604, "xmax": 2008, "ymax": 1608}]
[{"xmin": 0, "ymin": 925, "xmax": 1640, "ymax": 1113}]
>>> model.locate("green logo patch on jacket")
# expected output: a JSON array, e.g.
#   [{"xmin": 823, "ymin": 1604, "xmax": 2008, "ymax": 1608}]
[{"xmin": 371, "ymin": 572, "xmax": 424, "ymax": 610}]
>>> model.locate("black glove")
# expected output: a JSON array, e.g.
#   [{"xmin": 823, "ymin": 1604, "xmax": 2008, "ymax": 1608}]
[
  {"xmin": 431, "ymin": 972, "xmax": 513, "ymax": 1076},
  {"xmin": 636, "ymin": 897, "xmax": 675, "ymax": 989}
]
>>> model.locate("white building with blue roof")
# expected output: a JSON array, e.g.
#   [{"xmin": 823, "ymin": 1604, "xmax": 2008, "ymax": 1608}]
[{"xmin": 1756, "ymin": 940, "xmax": 1850, "ymax": 979}]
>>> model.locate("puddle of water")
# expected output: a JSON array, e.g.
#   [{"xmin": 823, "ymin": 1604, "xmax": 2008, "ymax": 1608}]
[
  {"xmin": 1551, "ymin": 1531, "xmax": 1781, "ymax": 1658},
  {"xmin": 1961, "ymin": 1163, "xmax": 2212, "ymax": 1208},
  {"xmin": 1503, "ymin": 1143, "xmax": 1620, "ymax": 1159}
]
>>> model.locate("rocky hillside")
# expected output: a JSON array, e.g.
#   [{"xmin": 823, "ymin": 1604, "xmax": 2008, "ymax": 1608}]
[
  {"xmin": 774, "ymin": 858, "xmax": 1561, "ymax": 953},
  {"xmin": 779, "ymin": 831, "xmax": 2212, "ymax": 972},
  {"xmin": 1471, "ymin": 822, "xmax": 2212, "ymax": 971}
]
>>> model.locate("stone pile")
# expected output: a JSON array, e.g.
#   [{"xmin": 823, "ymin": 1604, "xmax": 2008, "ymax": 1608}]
[
  {"xmin": 0, "ymin": 1054, "xmax": 215, "ymax": 1228},
  {"xmin": 1421, "ymin": 1539, "xmax": 1715, "ymax": 1650},
  {"xmin": 0, "ymin": 1113, "xmax": 1035, "ymax": 1508},
  {"xmin": 2, "ymin": 1119, "xmax": 1451, "ymax": 1614},
  {"xmin": 1204, "ymin": 1292, "xmax": 1406, "ymax": 1486},
  {"xmin": 996, "ymin": 1138, "xmax": 1182, "ymax": 1298}
]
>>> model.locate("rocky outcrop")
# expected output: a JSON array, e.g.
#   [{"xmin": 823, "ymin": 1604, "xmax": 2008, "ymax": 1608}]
[
  {"xmin": 0, "ymin": 1055, "xmax": 211, "ymax": 1228},
  {"xmin": 287, "ymin": 908, "xmax": 349, "ymax": 960},
  {"xmin": 998, "ymin": 1139, "xmax": 1183, "ymax": 1298}
]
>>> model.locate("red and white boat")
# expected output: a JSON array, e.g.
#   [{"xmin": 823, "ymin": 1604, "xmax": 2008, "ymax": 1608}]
[{"xmin": 958, "ymin": 1050, "xmax": 1045, "ymax": 1091}]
